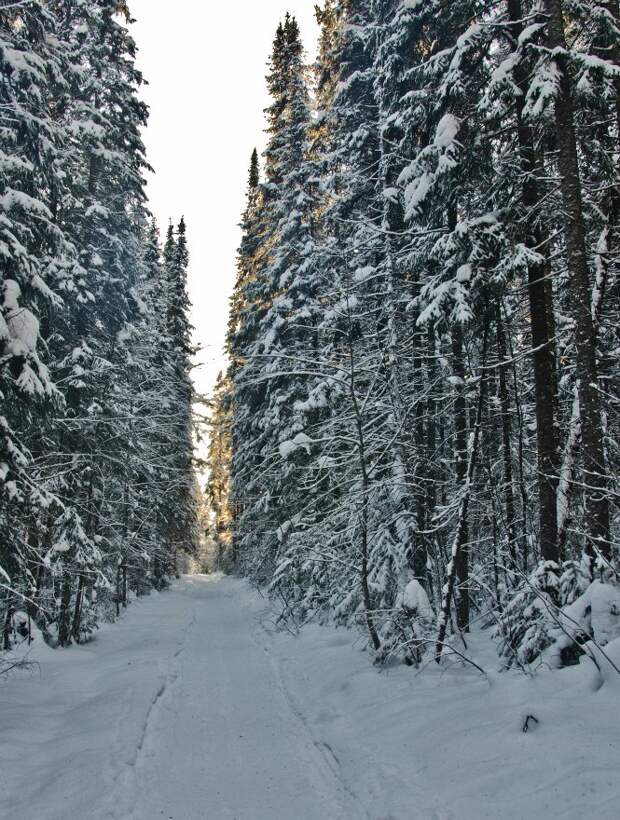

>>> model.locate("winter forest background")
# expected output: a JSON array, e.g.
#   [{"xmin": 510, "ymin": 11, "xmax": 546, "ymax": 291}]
[{"xmin": 1, "ymin": 0, "xmax": 620, "ymax": 755}]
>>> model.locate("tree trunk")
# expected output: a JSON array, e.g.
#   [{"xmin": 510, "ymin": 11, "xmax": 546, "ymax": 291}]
[
  {"xmin": 451, "ymin": 322, "xmax": 470, "ymax": 632},
  {"xmin": 58, "ymin": 575, "xmax": 73, "ymax": 647},
  {"xmin": 436, "ymin": 337, "xmax": 487, "ymax": 662},
  {"xmin": 348, "ymin": 322, "xmax": 381, "ymax": 652},
  {"xmin": 2, "ymin": 600, "xmax": 14, "ymax": 651},
  {"xmin": 507, "ymin": 0, "xmax": 561, "ymax": 563},
  {"xmin": 116, "ymin": 564, "xmax": 122, "ymax": 618},
  {"xmin": 495, "ymin": 300, "xmax": 518, "ymax": 565},
  {"xmin": 544, "ymin": 0, "xmax": 610, "ymax": 559},
  {"xmin": 71, "ymin": 574, "xmax": 84, "ymax": 644}
]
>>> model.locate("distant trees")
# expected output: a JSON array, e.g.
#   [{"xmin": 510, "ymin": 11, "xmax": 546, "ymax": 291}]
[
  {"xmin": 204, "ymin": 370, "xmax": 233, "ymax": 570},
  {"xmin": 0, "ymin": 2, "xmax": 197, "ymax": 652},
  {"xmin": 222, "ymin": 2, "xmax": 620, "ymax": 668}
]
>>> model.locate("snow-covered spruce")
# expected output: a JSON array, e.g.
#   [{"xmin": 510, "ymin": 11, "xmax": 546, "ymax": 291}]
[
  {"xmin": 0, "ymin": 3, "xmax": 198, "ymax": 654},
  {"xmin": 217, "ymin": 0, "xmax": 620, "ymax": 673}
]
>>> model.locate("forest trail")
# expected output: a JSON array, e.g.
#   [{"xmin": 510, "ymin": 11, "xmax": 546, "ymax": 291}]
[
  {"xmin": 124, "ymin": 576, "xmax": 357, "ymax": 820},
  {"xmin": 3, "ymin": 575, "xmax": 619, "ymax": 820},
  {"xmin": 1, "ymin": 576, "xmax": 358, "ymax": 820}
]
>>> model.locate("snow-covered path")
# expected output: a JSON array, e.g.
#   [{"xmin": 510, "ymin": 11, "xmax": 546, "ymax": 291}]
[
  {"xmin": 128, "ymin": 576, "xmax": 355, "ymax": 820},
  {"xmin": 1, "ymin": 575, "xmax": 356, "ymax": 820},
  {"xmin": 3, "ymin": 574, "xmax": 619, "ymax": 820}
]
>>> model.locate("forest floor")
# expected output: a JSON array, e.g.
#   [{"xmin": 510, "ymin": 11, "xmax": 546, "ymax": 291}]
[{"xmin": 1, "ymin": 574, "xmax": 618, "ymax": 820}]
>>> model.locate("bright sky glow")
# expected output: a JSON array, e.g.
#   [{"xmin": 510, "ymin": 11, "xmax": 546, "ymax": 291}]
[{"xmin": 129, "ymin": 2, "xmax": 319, "ymax": 400}]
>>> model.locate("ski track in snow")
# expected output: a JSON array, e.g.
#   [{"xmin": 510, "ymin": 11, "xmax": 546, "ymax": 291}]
[
  {"xmin": 1, "ymin": 575, "xmax": 619, "ymax": 820},
  {"xmin": 249, "ymin": 612, "xmax": 369, "ymax": 820},
  {"xmin": 103, "ymin": 593, "xmax": 200, "ymax": 819},
  {"xmin": 92, "ymin": 575, "xmax": 359, "ymax": 820}
]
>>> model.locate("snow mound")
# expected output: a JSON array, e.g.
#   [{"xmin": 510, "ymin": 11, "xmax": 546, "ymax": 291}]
[
  {"xmin": 546, "ymin": 581, "xmax": 620, "ymax": 683},
  {"xmin": 398, "ymin": 579, "xmax": 433, "ymax": 619}
]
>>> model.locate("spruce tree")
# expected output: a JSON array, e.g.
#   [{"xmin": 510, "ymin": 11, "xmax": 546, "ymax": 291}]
[{"xmin": 0, "ymin": 2, "xmax": 198, "ymax": 649}]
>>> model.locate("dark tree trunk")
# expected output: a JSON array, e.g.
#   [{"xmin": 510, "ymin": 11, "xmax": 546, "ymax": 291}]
[
  {"xmin": 348, "ymin": 326, "xmax": 381, "ymax": 652},
  {"xmin": 425, "ymin": 326, "xmax": 438, "ymax": 582},
  {"xmin": 116, "ymin": 564, "xmax": 122, "ymax": 618},
  {"xmin": 436, "ymin": 330, "xmax": 488, "ymax": 661},
  {"xmin": 507, "ymin": 0, "xmax": 561, "ymax": 563},
  {"xmin": 71, "ymin": 575, "xmax": 84, "ymax": 644},
  {"xmin": 411, "ymin": 280, "xmax": 428, "ymax": 584},
  {"xmin": 58, "ymin": 575, "xmax": 73, "ymax": 647},
  {"xmin": 451, "ymin": 322, "xmax": 470, "ymax": 632},
  {"xmin": 122, "ymin": 565, "xmax": 128, "ymax": 608},
  {"xmin": 544, "ymin": 0, "xmax": 610, "ymax": 559},
  {"xmin": 495, "ymin": 300, "xmax": 518, "ymax": 565},
  {"xmin": 2, "ymin": 600, "xmax": 14, "ymax": 651}
]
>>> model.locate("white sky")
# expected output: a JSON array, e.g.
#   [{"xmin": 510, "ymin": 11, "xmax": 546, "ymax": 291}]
[{"xmin": 129, "ymin": 2, "xmax": 319, "ymax": 400}]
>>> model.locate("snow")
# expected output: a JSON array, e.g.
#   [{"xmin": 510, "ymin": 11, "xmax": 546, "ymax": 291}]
[
  {"xmin": 3, "ymin": 279, "xmax": 40, "ymax": 353},
  {"xmin": 279, "ymin": 439, "xmax": 298, "ymax": 459},
  {"xmin": 382, "ymin": 187, "xmax": 399, "ymax": 202},
  {"xmin": 1, "ymin": 45, "xmax": 46, "ymax": 77},
  {"xmin": 525, "ymin": 62, "xmax": 562, "ymax": 119},
  {"xmin": 2, "ymin": 576, "xmax": 619, "ymax": 820},
  {"xmin": 0, "ymin": 561, "xmax": 10, "ymax": 582},
  {"xmin": 0, "ymin": 310, "xmax": 9, "ymax": 341},
  {"xmin": 399, "ymin": 579, "xmax": 433, "ymax": 619},
  {"xmin": 591, "ymin": 637, "xmax": 620, "ymax": 689},
  {"xmin": 1, "ymin": 577, "xmax": 352, "ymax": 820},
  {"xmin": 6, "ymin": 307, "xmax": 40, "ymax": 353},
  {"xmin": 434, "ymin": 113, "xmax": 460, "ymax": 149},
  {"xmin": 518, "ymin": 23, "xmax": 545, "ymax": 46},
  {"xmin": 490, "ymin": 52, "xmax": 519, "ymax": 87},
  {"xmin": 559, "ymin": 581, "xmax": 620, "ymax": 652},
  {"xmin": 0, "ymin": 188, "xmax": 52, "ymax": 218},
  {"xmin": 3, "ymin": 279, "xmax": 21, "ymax": 311},
  {"xmin": 354, "ymin": 265, "xmax": 374, "ymax": 283},
  {"xmin": 404, "ymin": 170, "xmax": 432, "ymax": 215},
  {"xmin": 279, "ymin": 432, "xmax": 312, "ymax": 459}
]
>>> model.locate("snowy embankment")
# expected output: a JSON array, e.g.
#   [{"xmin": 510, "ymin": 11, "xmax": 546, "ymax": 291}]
[{"xmin": 1, "ymin": 576, "xmax": 618, "ymax": 820}]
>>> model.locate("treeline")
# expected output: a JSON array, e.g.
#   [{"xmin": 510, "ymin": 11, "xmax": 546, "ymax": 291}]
[
  {"xmin": 209, "ymin": 0, "xmax": 620, "ymax": 667},
  {"xmin": 0, "ymin": 1, "xmax": 196, "ymax": 652}
]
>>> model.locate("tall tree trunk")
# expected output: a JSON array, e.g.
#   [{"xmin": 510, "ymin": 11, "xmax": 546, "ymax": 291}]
[
  {"xmin": 544, "ymin": 0, "xmax": 611, "ymax": 559},
  {"xmin": 436, "ymin": 325, "xmax": 488, "ymax": 661},
  {"xmin": 507, "ymin": 0, "xmax": 561, "ymax": 563},
  {"xmin": 411, "ymin": 278, "xmax": 428, "ymax": 585},
  {"xmin": 451, "ymin": 322, "xmax": 470, "ymax": 632},
  {"xmin": 425, "ymin": 325, "xmax": 438, "ymax": 581},
  {"xmin": 557, "ymin": 387, "xmax": 581, "ymax": 554},
  {"xmin": 376, "ymin": 66, "xmax": 425, "ymax": 589},
  {"xmin": 495, "ymin": 300, "xmax": 518, "ymax": 565},
  {"xmin": 347, "ymin": 321, "xmax": 381, "ymax": 651}
]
